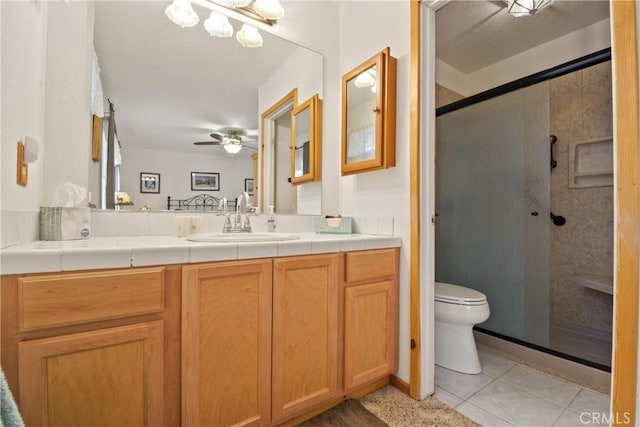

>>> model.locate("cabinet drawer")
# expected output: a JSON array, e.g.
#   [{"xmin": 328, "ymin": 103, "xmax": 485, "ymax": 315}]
[
  {"xmin": 345, "ymin": 249, "xmax": 398, "ymax": 284},
  {"xmin": 19, "ymin": 267, "xmax": 165, "ymax": 331}
]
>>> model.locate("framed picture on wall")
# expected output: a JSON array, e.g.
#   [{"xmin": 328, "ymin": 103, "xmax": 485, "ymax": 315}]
[
  {"xmin": 140, "ymin": 172, "xmax": 160, "ymax": 193},
  {"xmin": 244, "ymin": 178, "xmax": 254, "ymax": 196},
  {"xmin": 191, "ymin": 172, "xmax": 220, "ymax": 191}
]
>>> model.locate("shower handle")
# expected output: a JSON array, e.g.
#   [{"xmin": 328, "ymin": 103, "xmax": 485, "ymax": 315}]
[{"xmin": 550, "ymin": 212, "xmax": 566, "ymax": 226}]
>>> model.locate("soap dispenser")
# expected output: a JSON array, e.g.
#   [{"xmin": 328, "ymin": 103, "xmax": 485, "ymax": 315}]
[{"xmin": 266, "ymin": 206, "xmax": 277, "ymax": 232}]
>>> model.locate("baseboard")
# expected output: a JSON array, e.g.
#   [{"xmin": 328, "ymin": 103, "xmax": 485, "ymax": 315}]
[
  {"xmin": 474, "ymin": 330, "xmax": 611, "ymax": 394},
  {"xmin": 389, "ymin": 374, "xmax": 410, "ymax": 395}
]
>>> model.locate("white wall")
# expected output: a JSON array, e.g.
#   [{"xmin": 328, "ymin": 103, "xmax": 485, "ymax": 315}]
[
  {"xmin": 1, "ymin": 1, "xmax": 47, "ymax": 212},
  {"xmin": 121, "ymin": 146, "xmax": 253, "ymax": 211},
  {"xmin": 43, "ymin": 1, "xmax": 94, "ymax": 205},
  {"xmin": 337, "ymin": 1, "xmax": 411, "ymax": 383}
]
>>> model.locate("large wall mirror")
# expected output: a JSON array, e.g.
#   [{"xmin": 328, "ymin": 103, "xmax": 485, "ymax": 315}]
[
  {"xmin": 341, "ymin": 47, "xmax": 397, "ymax": 175},
  {"xmin": 291, "ymin": 94, "xmax": 322, "ymax": 185},
  {"xmin": 84, "ymin": 1, "xmax": 323, "ymax": 212}
]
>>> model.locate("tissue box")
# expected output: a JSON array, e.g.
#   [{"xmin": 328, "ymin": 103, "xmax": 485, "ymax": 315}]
[
  {"xmin": 314, "ymin": 216, "xmax": 352, "ymax": 234},
  {"xmin": 40, "ymin": 207, "xmax": 91, "ymax": 241}
]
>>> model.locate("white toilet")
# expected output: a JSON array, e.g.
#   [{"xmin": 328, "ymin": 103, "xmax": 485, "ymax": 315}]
[{"xmin": 435, "ymin": 282, "xmax": 490, "ymax": 374}]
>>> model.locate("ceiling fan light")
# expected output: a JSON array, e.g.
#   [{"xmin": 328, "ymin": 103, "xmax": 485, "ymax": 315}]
[
  {"xmin": 224, "ymin": 143, "xmax": 242, "ymax": 154},
  {"xmin": 505, "ymin": 0, "xmax": 553, "ymax": 17},
  {"xmin": 236, "ymin": 24, "xmax": 263, "ymax": 48},
  {"xmin": 165, "ymin": 0, "xmax": 200, "ymax": 28},
  {"xmin": 254, "ymin": 0, "xmax": 285, "ymax": 20},
  {"xmin": 204, "ymin": 11, "xmax": 233, "ymax": 37}
]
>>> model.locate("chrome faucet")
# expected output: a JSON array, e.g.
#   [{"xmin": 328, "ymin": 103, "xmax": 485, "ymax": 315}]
[{"xmin": 223, "ymin": 192, "xmax": 254, "ymax": 233}]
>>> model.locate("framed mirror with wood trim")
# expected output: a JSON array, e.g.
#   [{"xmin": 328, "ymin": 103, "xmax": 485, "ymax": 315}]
[
  {"xmin": 291, "ymin": 94, "xmax": 322, "ymax": 185},
  {"xmin": 341, "ymin": 47, "xmax": 397, "ymax": 175}
]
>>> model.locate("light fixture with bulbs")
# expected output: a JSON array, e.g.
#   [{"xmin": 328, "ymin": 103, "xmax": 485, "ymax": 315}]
[
  {"xmin": 504, "ymin": 0, "xmax": 554, "ymax": 17},
  {"xmin": 165, "ymin": 0, "xmax": 285, "ymax": 48}
]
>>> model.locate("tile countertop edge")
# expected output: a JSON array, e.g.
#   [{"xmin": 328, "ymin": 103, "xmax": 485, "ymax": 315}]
[{"xmin": 0, "ymin": 233, "xmax": 402, "ymax": 275}]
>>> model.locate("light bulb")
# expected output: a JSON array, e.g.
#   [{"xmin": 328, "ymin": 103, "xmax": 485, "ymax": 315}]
[
  {"xmin": 254, "ymin": 0, "xmax": 285, "ymax": 20},
  {"xmin": 236, "ymin": 24, "xmax": 263, "ymax": 48},
  {"xmin": 165, "ymin": 0, "xmax": 199, "ymax": 28},
  {"xmin": 204, "ymin": 11, "xmax": 233, "ymax": 37}
]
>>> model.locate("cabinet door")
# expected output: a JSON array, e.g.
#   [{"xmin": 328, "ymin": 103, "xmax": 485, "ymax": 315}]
[
  {"xmin": 19, "ymin": 320, "xmax": 164, "ymax": 427},
  {"xmin": 272, "ymin": 254, "xmax": 339, "ymax": 423},
  {"xmin": 344, "ymin": 281, "xmax": 398, "ymax": 391},
  {"xmin": 182, "ymin": 259, "xmax": 272, "ymax": 427}
]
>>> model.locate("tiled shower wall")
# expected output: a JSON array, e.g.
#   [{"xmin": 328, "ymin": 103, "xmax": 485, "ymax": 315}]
[{"xmin": 549, "ymin": 61, "xmax": 613, "ymax": 335}]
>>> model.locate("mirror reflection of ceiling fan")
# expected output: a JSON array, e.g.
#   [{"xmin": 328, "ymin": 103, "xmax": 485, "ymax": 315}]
[{"xmin": 194, "ymin": 127, "xmax": 258, "ymax": 154}]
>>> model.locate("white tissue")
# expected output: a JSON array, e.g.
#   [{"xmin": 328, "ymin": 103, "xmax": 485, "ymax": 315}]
[{"xmin": 54, "ymin": 182, "xmax": 90, "ymax": 208}]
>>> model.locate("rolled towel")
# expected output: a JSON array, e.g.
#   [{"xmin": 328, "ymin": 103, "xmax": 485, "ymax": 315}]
[{"xmin": 0, "ymin": 368, "xmax": 24, "ymax": 427}]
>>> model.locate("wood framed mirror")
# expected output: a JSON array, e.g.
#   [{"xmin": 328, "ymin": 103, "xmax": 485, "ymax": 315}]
[
  {"xmin": 341, "ymin": 47, "xmax": 397, "ymax": 175},
  {"xmin": 290, "ymin": 94, "xmax": 322, "ymax": 185}
]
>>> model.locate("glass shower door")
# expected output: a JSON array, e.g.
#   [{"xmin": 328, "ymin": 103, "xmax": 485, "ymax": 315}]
[{"xmin": 435, "ymin": 82, "xmax": 551, "ymax": 347}]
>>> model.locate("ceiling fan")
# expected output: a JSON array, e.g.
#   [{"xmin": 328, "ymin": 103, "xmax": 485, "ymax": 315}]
[{"xmin": 194, "ymin": 128, "xmax": 258, "ymax": 154}]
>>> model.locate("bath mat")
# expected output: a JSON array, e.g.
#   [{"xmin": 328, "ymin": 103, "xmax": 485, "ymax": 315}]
[
  {"xmin": 297, "ymin": 399, "xmax": 388, "ymax": 427},
  {"xmin": 360, "ymin": 385, "xmax": 480, "ymax": 427}
]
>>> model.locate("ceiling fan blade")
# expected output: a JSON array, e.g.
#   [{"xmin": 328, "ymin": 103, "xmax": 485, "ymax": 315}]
[
  {"xmin": 209, "ymin": 132, "xmax": 224, "ymax": 140},
  {"xmin": 242, "ymin": 145, "xmax": 258, "ymax": 150},
  {"xmin": 194, "ymin": 141, "xmax": 223, "ymax": 146}
]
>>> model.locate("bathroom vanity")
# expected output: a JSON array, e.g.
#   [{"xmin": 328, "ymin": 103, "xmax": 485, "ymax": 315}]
[{"xmin": 0, "ymin": 234, "xmax": 400, "ymax": 426}]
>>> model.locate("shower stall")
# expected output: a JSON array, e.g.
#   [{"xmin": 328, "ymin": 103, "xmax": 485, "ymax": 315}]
[{"xmin": 435, "ymin": 51, "xmax": 614, "ymax": 369}]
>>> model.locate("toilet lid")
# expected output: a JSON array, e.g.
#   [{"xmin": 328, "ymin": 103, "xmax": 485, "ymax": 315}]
[{"xmin": 435, "ymin": 282, "xmax": 487, "ymax": 305}]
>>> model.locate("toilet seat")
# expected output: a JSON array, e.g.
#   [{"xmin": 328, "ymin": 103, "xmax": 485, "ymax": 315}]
[{"xmin": 436, "ymin": 282, "xmax": 487, "ymax": 306}]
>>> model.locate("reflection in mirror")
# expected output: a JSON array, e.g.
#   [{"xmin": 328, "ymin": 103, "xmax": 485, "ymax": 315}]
[
  {"xmin": 291, "ymin": 94, "xmax": 321, "ymax": 184},
  {"xmin": 87, "ymin": 1, "xmax": 322, "ymax": 211},
  {"xmin": 261, "ymin": 89, "xmax": 298, "ymax": 214},
  {"xmin": 341, "ymin": 47, "xmax": 397, "ymax": 175},
  {"xmin": 345, "ymin": 66, "xmax": 378, "ymax": 164}
]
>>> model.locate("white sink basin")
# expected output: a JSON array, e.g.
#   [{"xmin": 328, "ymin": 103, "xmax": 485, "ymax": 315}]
[{"xmin": 187, "ymin": 232, "xmax": 300, "ymax": 243}]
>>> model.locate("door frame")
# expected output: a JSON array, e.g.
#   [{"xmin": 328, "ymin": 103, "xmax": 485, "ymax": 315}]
[{"xmin": 409, "ymin": 2, "xmax": 640, "ymax": 422}]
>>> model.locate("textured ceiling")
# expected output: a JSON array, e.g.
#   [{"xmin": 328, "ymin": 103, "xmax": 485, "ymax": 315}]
[{"xmin": 436, "ymin": 0, "xmax": 610, "ymax": 74}]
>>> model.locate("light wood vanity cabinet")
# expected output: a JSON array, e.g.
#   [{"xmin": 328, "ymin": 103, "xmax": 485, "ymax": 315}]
[
  {"xmin": 1, "ymin": 266, "xmax": 181, "ymax": 427},
  {"xmin": 271, "ymin": 254, "xmax": 340, "ymax": 423},
  {"xmin": 343, "ymin": 249, "xmax": 399, "ymax": 392},
  {"xmin": 181, "ymin": 259, "xmax": 273, "ymax": 427},
  {"xmin": 1, "ymin": 247, "xmax": 398, "ymax": 427}
]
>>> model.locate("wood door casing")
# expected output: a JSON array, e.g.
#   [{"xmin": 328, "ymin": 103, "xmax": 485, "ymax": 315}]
[
  {"xmin": 271, "ymin": 254, "xmax": 340, "ymax": 423},
  {"xmin": 182, "ymin": 259, "xmax": 272, "ymax": 427}
]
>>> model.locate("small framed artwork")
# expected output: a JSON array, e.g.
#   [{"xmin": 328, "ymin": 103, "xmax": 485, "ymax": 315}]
[
  {"xmin": 191, "ymin": 172, "xmax": 220, "ymax": 191},
  {"xmin": 140, "ymin": 172, "xmax": 160, "ymax": 193},
  {"xmin": 244, "ymin": 178, "xmax": 254, "ymax": 196}
]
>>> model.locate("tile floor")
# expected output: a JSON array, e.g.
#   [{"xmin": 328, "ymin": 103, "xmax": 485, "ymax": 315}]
[{"xmin": 435, "ymin": 350, "xmax": 611, "ymax": 427}]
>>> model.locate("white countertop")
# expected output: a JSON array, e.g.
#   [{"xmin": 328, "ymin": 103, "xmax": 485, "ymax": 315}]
[{"xmin": 0, "ymin": 233, "xmax": 401, "ymax": 275}]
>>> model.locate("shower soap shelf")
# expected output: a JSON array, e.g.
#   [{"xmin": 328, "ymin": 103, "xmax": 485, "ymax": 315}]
[
  {"xmin": 575, "ymin": 274, "xmax": 613, "ymax": 295},
  {"xmin": 569, "ymin": 136, "xmax": 613, "ymax": 189}
]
